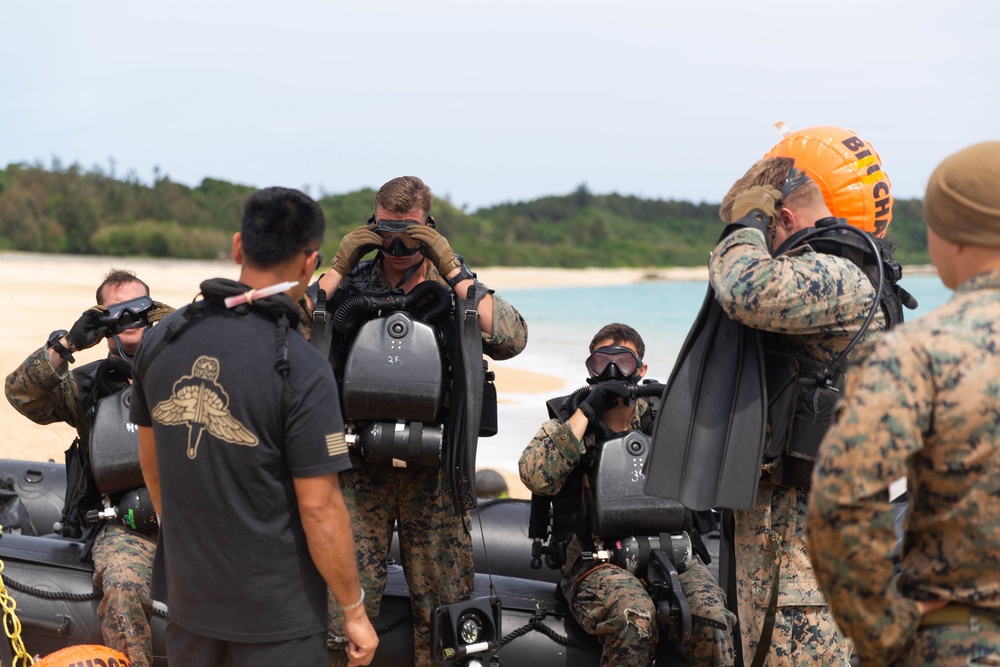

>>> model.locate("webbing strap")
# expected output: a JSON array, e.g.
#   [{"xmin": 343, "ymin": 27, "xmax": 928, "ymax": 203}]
[{"xmin": 749, "ymin": 531, "xmax": 783, "ymax": 667}]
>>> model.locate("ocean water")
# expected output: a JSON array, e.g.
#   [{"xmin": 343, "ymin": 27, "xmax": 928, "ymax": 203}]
[{"xmin": 478, "ymin": 273, "xmax": 954, "ymax": 472}]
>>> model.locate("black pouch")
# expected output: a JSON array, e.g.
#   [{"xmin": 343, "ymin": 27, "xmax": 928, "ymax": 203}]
[
  {"xmin": 787, "ymin": 381, "xmax": 842, "ymax": 461},
  {"xmin": 479, "ymin": 363, "xmax": 498, "ymax": 437},
  {"xmin": 763, "ymin": 350, "xmax": 798, "ymax": 460}
]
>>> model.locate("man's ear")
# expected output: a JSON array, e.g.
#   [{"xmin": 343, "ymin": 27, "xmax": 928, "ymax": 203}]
[
  {"xmin": 298, "ymin": 250, "xmax": 318, "ymax": 285},
  {"xmin": 777, "ymin": 206, "xmax": 797, "ymax": 231},
  {"xmin": 232, "ymin": 232, "xmax": 244, "ymax": 265}
]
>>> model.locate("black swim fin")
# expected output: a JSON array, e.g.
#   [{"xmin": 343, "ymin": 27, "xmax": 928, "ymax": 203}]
[{"xmin": 642, "ymin": 286, "xmax": 767, "ymax": 511}]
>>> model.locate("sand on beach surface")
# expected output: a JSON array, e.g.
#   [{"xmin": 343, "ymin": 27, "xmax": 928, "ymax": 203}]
[{"xmin": 0, "ymin": 252, "xmax": 705, "ymax": 499}]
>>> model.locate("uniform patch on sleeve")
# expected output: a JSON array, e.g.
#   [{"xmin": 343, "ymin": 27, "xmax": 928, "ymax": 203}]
[{"xmin": 325, "ymin": 432, "xmax": 347, "ymax": 457}]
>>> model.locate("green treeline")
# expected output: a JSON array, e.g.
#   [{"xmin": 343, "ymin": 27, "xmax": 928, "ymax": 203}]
[{"xmin": 0, "ymin": 162, "xmax": 931, "ymax": 267}]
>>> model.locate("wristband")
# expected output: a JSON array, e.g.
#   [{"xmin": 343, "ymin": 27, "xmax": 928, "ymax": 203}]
[
  {"xmin": 446, "ymin": 263, "xmax": 475, "ymax": 289},
  {"xmin": 342, "ymin": 588, "xmax": 365, "ymax": 612},
  {"xmin": 46, "ymin": 329, "xmax": 75, "ymax": 364}
]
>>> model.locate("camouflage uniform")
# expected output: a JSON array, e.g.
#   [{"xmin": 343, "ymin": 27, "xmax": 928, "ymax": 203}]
[
  {"xmin": 520, "ymin": 399, "xmax": 736, "ymax": 666},
  {"xmin": 708, "ymin": 227, "xmax": 888, "ymax": 666},
  {"xmin": 323, "ymin": 259, "xmax": 527, "ymax": 667},
  {"xmin": 4, "ymin": 346, "xmax": 156, "ymax": 667},
  {"xmin": 808, "ymin": 270, "xmax": 1000, "ymax": 667}
]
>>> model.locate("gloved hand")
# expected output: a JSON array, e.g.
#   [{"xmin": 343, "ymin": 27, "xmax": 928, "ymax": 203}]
[
  {"xmin": 66, "ymin": 307, "xmax": 109, "ymax": 351},
  {"xmin": 406, "ymin": 225, "xmax": 462, "ymax": 276},
  {"xmin": 578, "ymin": 381, "xmax": 631, "ymax": 422},
  {"xmin": 726, "ymin": 185, "xmax": 782, "ymax": 235},
  {"xmin": 331, "ymin": 223, "xmax": 382, "ymax": 276},
  {"xmin": 148, "ymin": 300, "xmax": 176, "ymax": 324}
]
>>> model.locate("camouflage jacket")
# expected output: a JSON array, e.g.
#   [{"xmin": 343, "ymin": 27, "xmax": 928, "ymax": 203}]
[
  {"xmin": 4, "ymin": 345, "xmax": 94, "ymax": 434},
  {"xmin": 808, "ymin": 269, "xmax": 1000, "ymax": 666},
  {"xmin": 708, "ymin": 227, "xmax": 887, "ymax": 365},
  {"xmin": 300, "ymin": 257, "xmax": 527, "ymax": 360}
]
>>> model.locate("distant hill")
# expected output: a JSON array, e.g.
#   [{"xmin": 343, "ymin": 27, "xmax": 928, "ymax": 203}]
[{"xmin": 0, "ymin": 162, "xmax": 930, "ymax": 267}]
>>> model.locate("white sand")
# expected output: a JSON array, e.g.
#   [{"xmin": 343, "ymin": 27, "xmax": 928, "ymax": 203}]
[{"xmin": 2, "ymin": 252, "xmax": 715, "ymax": 498}]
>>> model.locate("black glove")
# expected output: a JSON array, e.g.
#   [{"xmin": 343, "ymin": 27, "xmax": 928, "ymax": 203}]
[
  {"xmin": 578, "ymin": 381, "xmax": 630, "ymax": 423},
  {"xmin": 723, "ymin": 185, "xmax": 782, "ymax": 237},
  {"xmin": 66, "ymin": 307, "xmax": 109, "ymax": 351}
]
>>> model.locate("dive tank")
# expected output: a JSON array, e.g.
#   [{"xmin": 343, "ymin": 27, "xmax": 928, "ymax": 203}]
[
  {"xmin": 89, "ymin": 387, "xmax": 144, "ymax": 494},
  {"xmin": 342, "ymin": 312, "xmax": 446, "ymax": 423},
  {"xmin": 588, "ymin": 431, "xmax": 686, "ymax": 537}
]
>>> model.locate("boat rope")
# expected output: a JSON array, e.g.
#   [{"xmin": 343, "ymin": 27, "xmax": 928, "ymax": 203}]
[
  {"xmin": 0, "ymin": 526, "xmax": 37, "ymax": 666},
  {"xmin": 499, "ymin": 610, "xmax": 599, "ymax": 654},
  {"xmin": 0, "ymin": 575, "xmax": 100, "ymax": 603},
  {"xmin": 373, "ymin": 613, "xmax": 408, "ymax": 635}
]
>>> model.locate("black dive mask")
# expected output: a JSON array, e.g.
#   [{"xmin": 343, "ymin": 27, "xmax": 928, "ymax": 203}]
[
  {"xmin": 383, "ymin": 236, "xmax": 421, "ymax": 257},
  {"xmin": 370, "ymin": 217, "xmax": 424, "ymax": 256},
  {"xmin": 781, "ymin": 166, "xmax": 812, "ymax": 199},
  {"xmin": 100, "ymin": 295, "xmax": 154, "ymax": 334},
  {"xmin": 586, "ymin": 345, "xmax": 642, "ymax": 384}
]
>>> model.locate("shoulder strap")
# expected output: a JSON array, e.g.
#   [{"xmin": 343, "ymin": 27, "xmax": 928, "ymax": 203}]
[{"xmin": 776, "ymin": 223, "xmax": 885, "ymax": 375}]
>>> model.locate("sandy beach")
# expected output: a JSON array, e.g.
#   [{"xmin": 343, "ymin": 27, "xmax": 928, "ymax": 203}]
[{"xmin": 0, "ymin": 251, "xmax": 709, "ymax": 499}]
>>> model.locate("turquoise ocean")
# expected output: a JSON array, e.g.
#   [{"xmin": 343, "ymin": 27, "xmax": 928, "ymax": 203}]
[{"xmin": 480, "ymin": 273, "xmax": 954, "ymax": 473}]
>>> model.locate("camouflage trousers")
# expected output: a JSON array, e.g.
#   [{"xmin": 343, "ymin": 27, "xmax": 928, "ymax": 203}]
[
  {"xmin": 734, "ymin": 484, "xmax": 851, "ymax": 666},
  {"xmin": 328, "ymin": 462, "xmax": 474, "ymax": 667},
  {"xmin": 568, "ymin": 556, "xmax": 736, "ymax": 666},
  {"xmin": 890, "ymin": 623, "xmax": 1000, "ymax": 667},
  {"xmin": 91, "ymin": 521, "xmax": 157, "ymax": 667}
]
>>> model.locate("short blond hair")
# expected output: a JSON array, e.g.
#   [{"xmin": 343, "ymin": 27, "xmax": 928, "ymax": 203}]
[
  {"xmin": 374, "ymin": 176, "xmax": 434, "ymax": 217},
  {"xmin": 719, "ymin": 157, "xmax": 825, "ymax": 223}
]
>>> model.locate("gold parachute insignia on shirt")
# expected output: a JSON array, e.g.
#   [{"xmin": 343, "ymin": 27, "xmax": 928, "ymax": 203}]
[{"xmin": 151, "ymin": 355, "xmax": 258, "ymax": 459}]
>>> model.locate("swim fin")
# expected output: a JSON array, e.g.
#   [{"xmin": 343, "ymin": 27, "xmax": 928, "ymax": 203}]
[{"xmin": 642, "ymin": 286, "xmax": 767, "ymax": 511}]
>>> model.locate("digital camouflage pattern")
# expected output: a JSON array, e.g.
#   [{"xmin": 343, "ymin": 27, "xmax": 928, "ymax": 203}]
[
  {"xmin": 520, "ymin": 400, "xmax": 736, "ymax": 666},
  {"xmin": 808, "ymin": 270, "xmax": 1000, "ymax": 666},
  {"xmin": 91, "ymin": 522, "xmax": 157, "ymax": 666},
  {"xmin": 5, "ymin": 345, "xmax": 156, "ymax": 667},
  {"xmin": 324, "ymin": 255, "xmax": 527, "ymax": 667},
  {"xmin": 709, "ymin": 227, "xmax": 888, "ymax": 666},
  {"xmin": 5, "ymin": 346, "xmax": 91, "ymax": 430},
  {"xmin": 895, "ymin": 624, "xmax": 1000, "ymax": 667},
  {"xmin": 299, "ymin": 258, "xmax": 528, "ymax": 360},
  {"xmin": 326, "ymin": 459, "xmax": 475, "ymax": 667},
  {"xmin": 734, "ymin": 485, "xmax": 852, "ymax": 666}
]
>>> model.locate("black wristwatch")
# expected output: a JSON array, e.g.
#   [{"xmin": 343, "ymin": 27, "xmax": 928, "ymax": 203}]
[
  {"xmin": 46, "ymin": 329, "xmax": 75, "ymax": 363},
  {"xmin": 446, "ymin": 263, "xmax": 476, "ymax": 289}
]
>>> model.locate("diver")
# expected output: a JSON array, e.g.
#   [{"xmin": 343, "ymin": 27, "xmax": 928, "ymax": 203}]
[
  {"xmin": 519, "ymin": 323, "xmax": 735, "ymax": 667},
  {"xmin": 644, "ymin": 125, "xmax": 915, "ymax": 666},
  {"xmin": 304, "ymin": 175, "xmax": 528, "ymax": 667},
  {"xmin": 4, "ymin": 269, "xmax": 171, "ymax": 667}
]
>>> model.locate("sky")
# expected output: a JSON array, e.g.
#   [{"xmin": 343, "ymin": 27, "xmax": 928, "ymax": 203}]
[{"xmin": 2, "ymin": 0, "xmax": 997, "ymax": 212}]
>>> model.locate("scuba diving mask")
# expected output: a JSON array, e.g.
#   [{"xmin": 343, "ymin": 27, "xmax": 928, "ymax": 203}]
[
  {"xmin": 781, "ymin": 166, "xmax": 812, "ymax": 199},
  {"xmin": 586, "ymin": 345, "xmax": 642, "ymax": 383},
  {"xmin": 100, "ymin": 295, "xmax": 154, "ymax": 334},
  {"xmin": 370, "ymin": 217, "xmax": 424, "ymax": 257}
]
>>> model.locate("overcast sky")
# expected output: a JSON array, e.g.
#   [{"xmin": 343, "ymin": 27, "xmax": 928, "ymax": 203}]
[{"xmin": 2, "ymin": 0, "xmax": 996, "ymax": 212}]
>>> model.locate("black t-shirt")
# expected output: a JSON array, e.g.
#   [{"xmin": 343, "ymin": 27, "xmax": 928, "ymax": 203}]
[{"xmin": 130, "ymin": 296, "xmax": 350, "ymax": 642}]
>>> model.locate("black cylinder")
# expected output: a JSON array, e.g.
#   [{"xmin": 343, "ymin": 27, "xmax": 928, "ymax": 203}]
[{"xmin": 358, "ymin": 421, "xmax": 443, "ymax": 469}]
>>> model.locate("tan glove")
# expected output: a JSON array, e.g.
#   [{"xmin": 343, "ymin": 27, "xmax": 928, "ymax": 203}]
[
  {"xmin": 730, "ymin": 185, "xmax": 782, "ymax": 223},
  {"xmin": 148, "ymin": 300, "xmax": 175, "ymax": 324},
  {"xmin": 332, "ymin": 224, "xmax": 382, "ymax": 276},
  {"xmin": 406, "ymin": 225, "xmax": 462, "ymax": 276}
]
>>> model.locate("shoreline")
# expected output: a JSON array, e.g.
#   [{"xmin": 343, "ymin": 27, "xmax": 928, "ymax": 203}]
[{"xmin": 0, "ymin": 252, "xmax": 938, "ymax": 500}]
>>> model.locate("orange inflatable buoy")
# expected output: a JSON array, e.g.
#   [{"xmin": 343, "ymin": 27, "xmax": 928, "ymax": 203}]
[
  {"xmin": 33, "ymin": 644, "xmax": 132, "ymax": 666},
  {"xmin": 765, "ymin": 123, "xmax": 893, "ymax": 237}
]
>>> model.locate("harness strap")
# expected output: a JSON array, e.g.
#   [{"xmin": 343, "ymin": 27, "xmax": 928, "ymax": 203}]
[{"xmin": 749, "ymin": 530, "xmax": 783, "ymax": 667}]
